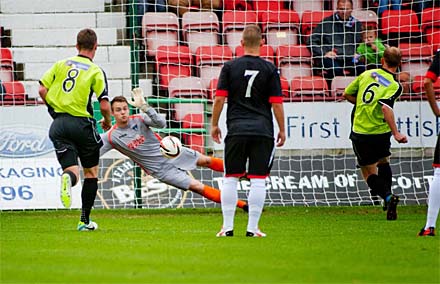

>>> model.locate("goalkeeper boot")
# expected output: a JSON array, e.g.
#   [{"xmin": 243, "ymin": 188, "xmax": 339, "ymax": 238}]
[
  {"xmin": 216, "ymin": 228, "xmax": 233, "ymax": 237},
  {"xmin": 385, "ymin": 194, "xmax": 399, "ymax": 221},
  {"xmin": 246, "ymin": 229, "xmax": 266, "ymax": 238},
  {"xmin": 418, "ymin": 227, "xmax": 435, "ymax": 237},
  {"xmin": 60, "ymin": 173, "xmax": 72, "ymax": 208},
  {"xmin": 77, "ymin": 220, "xmax": 98, "ymax": 231}
]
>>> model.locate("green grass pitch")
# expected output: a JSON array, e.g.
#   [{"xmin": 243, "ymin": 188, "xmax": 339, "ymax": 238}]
[{"xmin": 1, "ymin": 206, "xmax": 439, "ymax": 283}]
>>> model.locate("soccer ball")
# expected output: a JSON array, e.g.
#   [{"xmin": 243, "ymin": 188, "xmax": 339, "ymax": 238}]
[{"xmin": 160, "ymin": 136, "xmax": 182, "ymax": 158}]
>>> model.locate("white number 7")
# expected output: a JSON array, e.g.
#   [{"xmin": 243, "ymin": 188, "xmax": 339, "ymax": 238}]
[{"xmin": 244, "ymin": 70, "xmax": 259, "ymax": 98}]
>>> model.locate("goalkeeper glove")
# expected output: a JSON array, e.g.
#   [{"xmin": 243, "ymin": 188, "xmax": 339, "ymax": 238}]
[{"xmin": 128, "ymin": 88, "xmax": 149, "ymax": 112}]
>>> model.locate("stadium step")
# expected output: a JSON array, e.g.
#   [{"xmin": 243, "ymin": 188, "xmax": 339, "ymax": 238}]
[
  {"xmin": 11, "ymin": 28, "xmax": 118, "ymax": 47},
  {"xmin": 0, "ymin": 12, "xmax": 125, "ymax": 30},
  {"xmin": 11, "ymin": 46, "xmax": 130, "ymax": 64},
  {"xmin": 0, "ymin": 0, "xmax": 105, "ymax": 14}
]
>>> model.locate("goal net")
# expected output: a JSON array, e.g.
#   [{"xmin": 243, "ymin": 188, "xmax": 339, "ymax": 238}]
[{"xmin": 0, "ymin": 0, "xmax": 437, "ymax": 210}]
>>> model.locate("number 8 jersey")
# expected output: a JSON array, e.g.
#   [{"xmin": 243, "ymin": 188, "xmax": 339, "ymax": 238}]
[{"xmin": 40, "ymin": 55, "xmax": 109, "ymax": 118}]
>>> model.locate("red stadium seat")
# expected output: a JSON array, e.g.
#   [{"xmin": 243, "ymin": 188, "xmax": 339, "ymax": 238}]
[
  {"xmin": 421, "ymin": 8, "xmax": 440, "ymax": 53},
  {"xmin": 280, "ymin": 75, "xmax": 290, "ymax": 100},
  {"xmin": 182, "ymin": 12, "xmax": 219, "ymax": 54},
  {"xmin": 411, "ymin": 75, "xmax": 440, "ymax": 98},
  {"xmin": 0, "ymin": 48, "xmax": 14, "ymax": 82},
  {"xmin": 0, "ymin": 48, "xmax": 13, "ymax": 66},
  {"xmin": 223, "ymin": 0, "xmax": 252, "ymax": 10},
  {"xmin": 183, "ymin": 133, "xmax": 205, "ymax": 154},
  {"xmin": 168, "ymin": 77, "xmax": 207, "ymax": 121},
  {"xmin": 399, "ymin": 43, "xmax": 433, "ymax": 78},
  {"xmin": 0, "ymin": 81, "xmax": 38, "ymax": 106},
  {"xmin": 208, "ymin": 78, "xmax": 218, "ymax": 100},
  {"xmin": 260, "ymin": 10, "xmax": 300, "ymax": 49},
  {"xmin": 142, "ymin": 12, "xmax": 179, "ymax": 56},
  {"xmin": 235, "ymin": 44, "xmax": 274, "ymax": 63},
  {"xmin": 182, "ymin": 113, "xmax": 205, "ymax": 128},
  {"xmin": 195, "ymin": 45, "xmax": 233, "ymax": 89},
  {"xmin": 425, "ymin": 28, "xmax": 440, "ymax": 54},
  {"xmin": 289, "ymin": 76, "xmax": 329, "ymax": 102},
  {"xmin": 251, "ymin": 0, "xmax": 287, "ymax": 21},
  {"xmin": 252, "ymin": 0, "xmax": 284, "ymax": 12},
  {"xmin": 380, "ymin": 10, "xmax": 422, "ymax": 45},
  {"xmin": 181, "ymin": 113, "xmax": 206, "ymax": 154},
  {"xmin": 421, "ymin": 7, "xmax": 440, "ymax": 34},
  {"xmin": 276, "ymin": 45, "xmax": 312, "ymax": 84},
  {"xmin": 155, "ymin": 45, "xmax": 192, "ymax": 90},
  {"xmin": 222, "ymin": 11, "xmax": 258, "ymax": 53}
]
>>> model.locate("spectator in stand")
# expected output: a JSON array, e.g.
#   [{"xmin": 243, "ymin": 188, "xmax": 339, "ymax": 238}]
[
  {"xmin": 308, "ymin": 0, "xmax": 364, "ymax": 83},
  {"xmin": 355, "ymin": 26, "xmax": 386, "ymax": 69}
]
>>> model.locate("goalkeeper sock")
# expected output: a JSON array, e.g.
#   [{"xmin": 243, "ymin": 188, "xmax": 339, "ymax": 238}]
[
  {"xmin": 202, "ymin": 185, "xmax": 221, "ymax": 203},
  {"xmin": 247, "ymin": 178, "xmax": 266, "ymax": 233},
  {"xmin": 426, "ymin": 168, "xmax": 440, "ymax": 229},
  {"xmin": 221, "ymin": 177, "xmax": 238, "ymax": 231},
  {"xmin": 208, "ymin": 157, "xmax": 224, "ymax": 172},
  {"xmin": 202, "ymin": 185, "xmax": 247, "ymax": 209},
  {"xmin": 378, "ymin": 163, "xmax": 392, "ymax": 196},
  {"xmin": 65, "ymin": 170, "xmax": 78, "ymax": 187},
  {"xmin": 366, "ymin": 174, "xmax": 387, "ymax": 199},
  {"xmin": 80, "ymin": 178, "xmax": 98, "ymax": 224}
]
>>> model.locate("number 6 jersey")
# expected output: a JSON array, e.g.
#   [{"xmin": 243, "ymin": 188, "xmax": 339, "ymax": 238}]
[{"xmin": 345, "ymin": 68, "xmax": 402, "ymax": 135}]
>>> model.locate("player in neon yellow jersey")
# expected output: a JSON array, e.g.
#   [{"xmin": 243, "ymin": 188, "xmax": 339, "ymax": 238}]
[
  {"xmin": 39, "ymin": 28, "xmax": 112, "ymax": 231},
  {"xmin": 344, "ymin": 46, "xmax": 408, "ymax": 221}
]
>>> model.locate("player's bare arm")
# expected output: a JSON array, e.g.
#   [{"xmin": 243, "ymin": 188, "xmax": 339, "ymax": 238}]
[
  {"xmin": 382, "ymin": 104, "xmax": 407, "ymax": 143},
  {"xmin": 38, "ymin": 84, "xmax": 48, "ymax": 102},
  {"xmin": 343, "ymin": 92, "xmax": 356, "ymax": 104},
  {"xmin": 211, "ymin": 96, "xmax": 226, "ymax": 144},
  {"xmin": 425, "ymin": 77, "xmax": 440, "ymax": 117},
  {"xmin": 100, "ymin": 99, "xmax": 112, "ymax": 131},
  {"xmin": 272, "ymin": 103, "xmax": 286, "ymax": 147}
]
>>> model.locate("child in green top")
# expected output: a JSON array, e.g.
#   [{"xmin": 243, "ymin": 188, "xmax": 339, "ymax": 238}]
[{"xmin": 356, "ymin": 26, "xmax": 386, "ymax": 68}]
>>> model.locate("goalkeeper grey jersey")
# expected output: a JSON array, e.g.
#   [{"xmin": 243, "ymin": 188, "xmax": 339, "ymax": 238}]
[{"xmin": 100, "ymin": 108, "xmax": 168, "ymax": 175}]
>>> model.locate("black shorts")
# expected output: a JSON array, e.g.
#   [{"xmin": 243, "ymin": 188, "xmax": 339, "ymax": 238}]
[
  {"xmin": 434, "ymin": 136, "xmax": 440, "ymax": 167},
  {"xmin": 350, "ymin": 132, "xmax": 391, "ymax": 167},
  {"xmin": 49, "ymin": 114, "xmax": 103, "ymax": 169},
  {"xmin": 224, "ymin": 135, "xmax": 275, "ymax": 178}
]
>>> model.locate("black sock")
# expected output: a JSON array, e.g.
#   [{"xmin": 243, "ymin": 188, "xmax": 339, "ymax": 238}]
[
  {"xmin": 64, "ymin": 170, "xmax": 78, "ymax": 187},
  {"xmin": 378, "ymin": 163, "xmax": 392, "ymax": 197},
  {"xmin": 366, "ymin": 174, "xmax": 388, "ymax": 199},
  {"xmin": 80, "ymin": 178, "xmax": 98, "ymax": 224}
]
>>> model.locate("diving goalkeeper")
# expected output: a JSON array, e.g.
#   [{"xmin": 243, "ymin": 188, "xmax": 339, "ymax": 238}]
[{"xmin": 100, "ymin": 88, "xmax": 248, "ymax": 211}]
